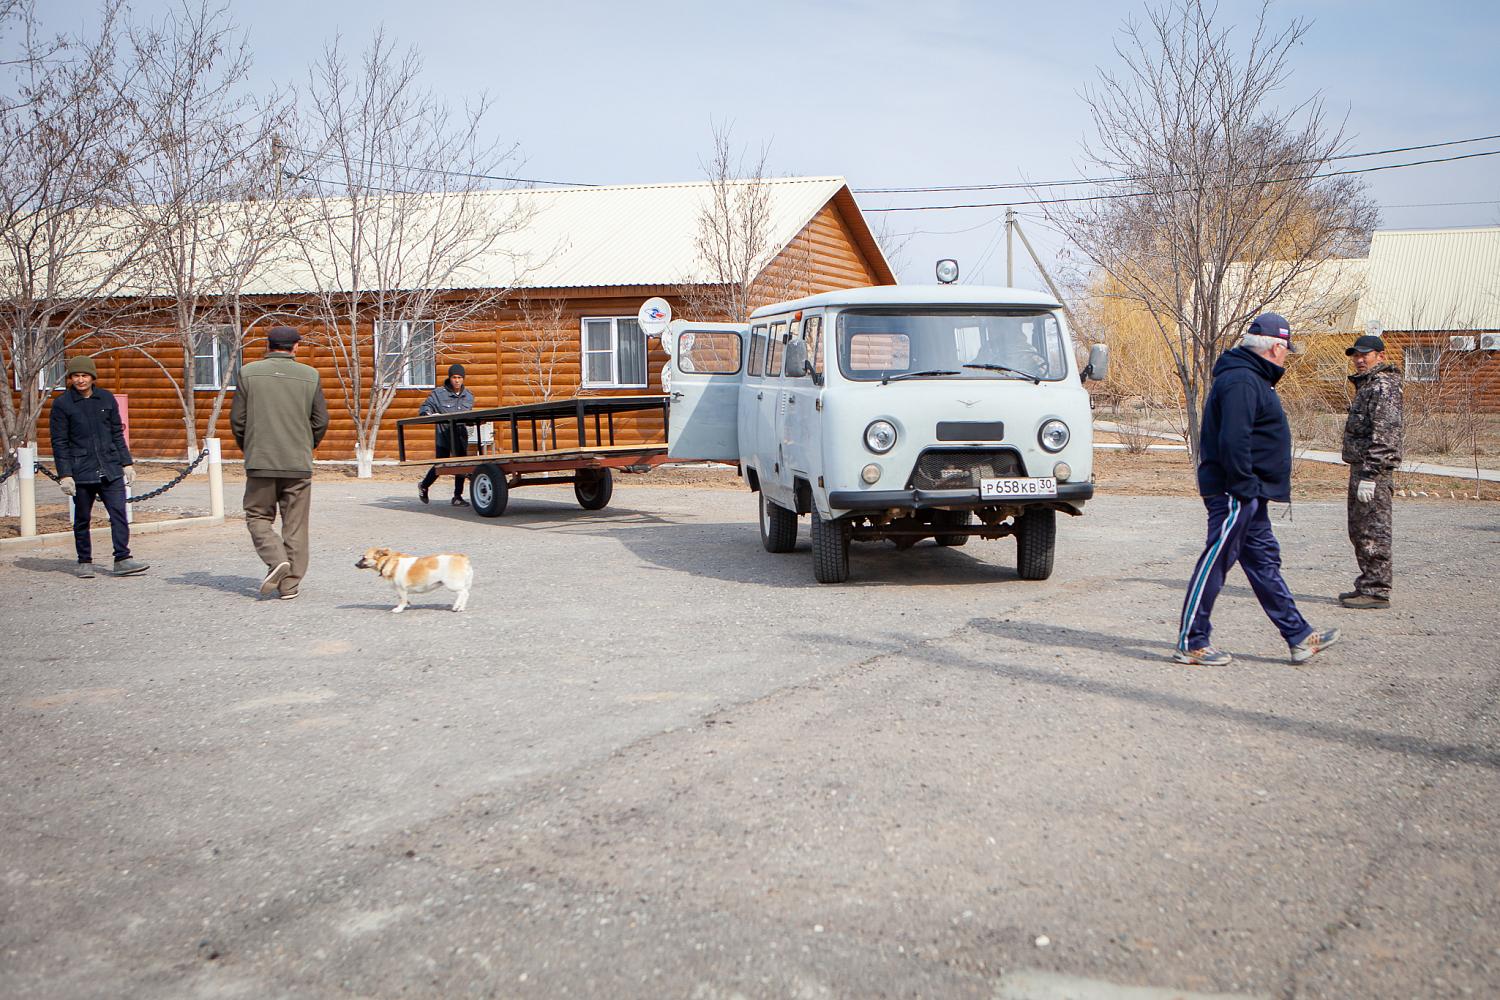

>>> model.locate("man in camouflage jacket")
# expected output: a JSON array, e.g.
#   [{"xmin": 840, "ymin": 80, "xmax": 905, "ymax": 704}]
[{"xmin": 1340, "ymin": 334, "xmax": 1403, "ymax": 609}]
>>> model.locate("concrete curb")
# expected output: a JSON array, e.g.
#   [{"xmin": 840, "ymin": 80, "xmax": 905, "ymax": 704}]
[{"xmin": 0, "ymin": 514, "xmax": 226, "ymax": 552}]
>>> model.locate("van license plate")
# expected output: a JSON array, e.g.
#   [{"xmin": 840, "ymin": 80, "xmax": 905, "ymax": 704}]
[{"xmin": 979, "ymin": 477, "xmax": 1057, "ymax": 498}]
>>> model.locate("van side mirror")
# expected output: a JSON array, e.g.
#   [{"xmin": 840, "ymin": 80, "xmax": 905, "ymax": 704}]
[
  {"xmin": 1082, "ymin": 343, "xmax": 1109, "ymax": 382},
  {"xmin": 783, "ymin": 338, "xmax": 809, "ymax": 379}
]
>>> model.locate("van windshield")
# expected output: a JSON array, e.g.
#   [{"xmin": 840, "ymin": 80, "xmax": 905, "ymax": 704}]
[{"xmin": 836, "ymin": 309, "xmax": 1068, "ymax": 382}]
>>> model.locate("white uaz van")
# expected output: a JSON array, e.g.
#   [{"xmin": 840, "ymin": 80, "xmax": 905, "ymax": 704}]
[{"xmin": 665, "ymin": 285, "xmax": 1108, "ymax": 583}]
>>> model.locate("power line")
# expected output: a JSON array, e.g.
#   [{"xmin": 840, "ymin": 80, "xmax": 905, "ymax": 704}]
[
  {"xmin": 286, "ymin": 145, "xmax": 596, "ymax": 189},
  {"xmin": 853, "ymin": 131, "xmax": 1500, "ymax": 194},
  {"xmin": 1383, "ymin": 199, "xmax": 1500, "ymax": 209},
  {"xmin": 862, "ymin": 148, "xmax": 1500, "ymax": 212}
]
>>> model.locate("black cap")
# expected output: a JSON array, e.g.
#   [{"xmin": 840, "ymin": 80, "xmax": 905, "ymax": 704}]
[
  {"xmin": 447, "ymin": 364, "xmax": 466, "ymax": 378},
  {"xmin": 1345, "ymin": 334, "xmax": 1386, "ymax": 356},
  {"xmin": 1248, "ymin": 312, "xmax": 1300, "ymax": 353},
  {"xmin": 267, "ymin": 326, "xmax": 301, "ymax": 349}
]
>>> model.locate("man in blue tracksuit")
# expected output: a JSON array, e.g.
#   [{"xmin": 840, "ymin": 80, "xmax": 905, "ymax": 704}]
[{"xmin": 1175, "ymin": 313, "xmax": 1339, "ymax": 666}]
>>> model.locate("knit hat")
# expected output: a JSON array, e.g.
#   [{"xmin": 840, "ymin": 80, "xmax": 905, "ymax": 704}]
[
  {"xmin": 447, "ymin": 364, "xmax": 466, "ymax": 378},
  {"xmin": 65, "ymin": 356, "xmax": 98, "ymax": 378},
  {"xmin": 267, "ymin": 326, "xmax": 302, "ymax": 349}
]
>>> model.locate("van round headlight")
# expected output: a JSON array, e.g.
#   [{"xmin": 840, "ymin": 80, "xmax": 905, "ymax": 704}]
[
  {"xmin": 1038, "ymin": 419, "xmax": 1070, "ymax": 453},
  {"xmin": 864, "ymin": 420, "xmax": 897, "ymax": 454}
]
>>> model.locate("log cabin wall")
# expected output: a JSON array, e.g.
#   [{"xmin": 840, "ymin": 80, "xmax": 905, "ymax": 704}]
[{"xmin": 22, "ymin": 196, "xmax": 894, "ymax": 461}]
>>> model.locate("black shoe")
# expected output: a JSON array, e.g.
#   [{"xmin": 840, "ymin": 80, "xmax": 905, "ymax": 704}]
[
  {"xmin": 418, "ymin": 484, "xmax": 430, "ymax": 505},
  {"xmin": 451, "ymin": 496, "xmax": 468, "ymax": 507}
]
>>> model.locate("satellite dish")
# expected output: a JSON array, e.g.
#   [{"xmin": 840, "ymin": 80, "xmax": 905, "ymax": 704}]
[
  {"xmin": 1365, "ymin": 319, "xmax": 1383, "ymax": 337},
  {"xmin": 638, "ymin": 297, "xmax": 672, "ymax": 338}
]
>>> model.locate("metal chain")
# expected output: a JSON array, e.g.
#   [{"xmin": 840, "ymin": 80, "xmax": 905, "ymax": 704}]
[{"xmin": 27, "ymin": 447, "xmax": 209, "ymax": 502}]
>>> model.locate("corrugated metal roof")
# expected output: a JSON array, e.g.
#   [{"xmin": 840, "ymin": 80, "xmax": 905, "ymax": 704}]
[
  {"xmin": 240, "ymin": 175, "xmax": 866, "ymax": 295},
  {"xmin": 1355, "ymin": 226, "xmax": 1500, "ymax": 331}
]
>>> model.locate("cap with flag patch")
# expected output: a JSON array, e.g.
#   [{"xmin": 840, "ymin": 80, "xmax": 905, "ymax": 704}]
[{"xmin": 1248, "ymin": 312, "xmax": 1300, "ymax": 354}]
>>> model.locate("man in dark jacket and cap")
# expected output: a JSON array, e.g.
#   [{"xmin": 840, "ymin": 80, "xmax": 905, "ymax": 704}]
[
  {"xmin": 417, "ymin": 364, "xmax": 475, "ymax": 506},
  {"xmin": 1174, "ymin": 312, "xmax": 1339, "ymax": 666},
  {"xmin": 1339, "ymin": 333, "xmax": 1402, "ymax": 609},
  {"xmin": 48, "ymin": 356, "xmax": 149, "ymax": 578}
]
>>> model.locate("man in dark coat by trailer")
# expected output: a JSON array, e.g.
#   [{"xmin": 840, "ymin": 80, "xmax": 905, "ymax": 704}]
[
  {"xmin": 48, "ymin": 356, "xmax": 149, "ymax": 578},
  {"xmin": 417, "ymin": 364, "xmax": 475, "ymax": 507},
  {"xmin": 1174, "ymin": 313, "xmax": 1340, "ymax": 667}
]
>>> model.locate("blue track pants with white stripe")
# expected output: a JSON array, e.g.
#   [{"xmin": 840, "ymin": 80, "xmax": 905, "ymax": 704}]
[{"xmin": 1178, "ymin": 494, "xmax": 1311, "ymax": 652}]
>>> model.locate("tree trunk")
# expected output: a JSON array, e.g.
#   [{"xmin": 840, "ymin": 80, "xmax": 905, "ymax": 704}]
[
  {"xmin": 0, "ymin": 476, "xmax": 18, "ymax": 518},
  {"xmin": 355, "ymin": 445, "xmax": 374, "ymax": 478}
]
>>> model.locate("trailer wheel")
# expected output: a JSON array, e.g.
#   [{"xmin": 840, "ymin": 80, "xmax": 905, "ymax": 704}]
[
  {"xmin": 574, "ymin": 468, "xmax": 613, "ymax": 510},
  {"xmin": 471, "ymin": 464, "xmax": 509, "ymax": 518},
  {"xmin": 759, "ymin": 493, "xmax": 798, "ymax": 553},
  {"xmin": 1015, "ymin": 507, "xmax": 1056, "ymax": 580},
  {"xmin": 811, "ymin": 513, "xmax": 851, "ymax": 584},
  {"xmin": 935, "ymin": 510, "xmax": 970, "ymax": 547}
]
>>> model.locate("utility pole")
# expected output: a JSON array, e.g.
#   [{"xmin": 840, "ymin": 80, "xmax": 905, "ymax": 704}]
[
  {"xmin": 1010, "ymin": 214, "xmax": 1076, "ymax": 329},
  {"xmin": 1005, "ymin": 207, "xmax": 1015, "ymax": 287}
]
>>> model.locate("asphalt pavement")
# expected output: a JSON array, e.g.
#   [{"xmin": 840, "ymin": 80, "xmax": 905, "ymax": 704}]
[{"xmin": 2, "ymin": 473, "xmax": 1497, "ymax": 999}]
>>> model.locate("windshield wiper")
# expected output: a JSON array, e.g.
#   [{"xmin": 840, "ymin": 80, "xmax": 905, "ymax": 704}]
[
  {"xmin": 962, "ymin": 362, "xmax": 1042, "ymax": 385},
  {"xmin": 882, "ymin": 369, "xmax": 959, "ymax": 385}
]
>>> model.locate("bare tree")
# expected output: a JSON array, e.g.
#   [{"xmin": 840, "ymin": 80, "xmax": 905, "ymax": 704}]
[
  {"xmin": 284, "ymin": 31, "xmax": 530, "ymax": 476},
  {"xmin": 512, "ymin": 292, "xmax": 570, "ymax": 402},
  {"xmin": 1043, "ymin": 0, "xmax": 1377, "ymax": 457},
  {"xmin": 0, "ymin": 0, "xmax": 155, "ymax": 511},
  {"xmin": 681, "ymin": 123, "xmax": 781, "ymax": 323},
  {"xmin": 119, "ymin": 0, "xmax": 291, "ymax": 460}
]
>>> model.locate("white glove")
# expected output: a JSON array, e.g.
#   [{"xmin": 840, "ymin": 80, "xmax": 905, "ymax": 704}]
[
  {"xmin": 59, "ymin": 476, "xmax": 76, "ymax": 497},
  {"xmin": 1356, "ymin": 479, "xmax": 1375, "ymax": 503},
  {"xmin": 123, "ymin": 465, "xmax": 135, "ymax": 487}
]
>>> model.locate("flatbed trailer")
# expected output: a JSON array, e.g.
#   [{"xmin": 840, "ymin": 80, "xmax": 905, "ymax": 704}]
[{"xmin": 396, "ymin": 394, "xmax": 670, "ymax": 517}]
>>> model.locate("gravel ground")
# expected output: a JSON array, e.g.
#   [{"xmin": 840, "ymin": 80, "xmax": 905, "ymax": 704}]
[{"xmin": 2, "ymin": 472, "xmax": 1496, "ymax": 999}]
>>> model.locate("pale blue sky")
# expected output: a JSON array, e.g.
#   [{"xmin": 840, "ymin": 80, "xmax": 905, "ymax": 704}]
[{"xmin": 28, "ymin": 0, "xmax": 1500, "ymax": 286}]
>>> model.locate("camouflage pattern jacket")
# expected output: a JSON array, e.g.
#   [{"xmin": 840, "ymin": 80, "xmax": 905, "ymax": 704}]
[{"xmin": 1342, "ymin": 363, "xmax": 1403, "ymax": 480}]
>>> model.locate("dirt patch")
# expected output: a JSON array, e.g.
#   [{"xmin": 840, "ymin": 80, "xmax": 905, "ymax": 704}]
[
  {"xmin": 1, "ymin": 504, "xmax": 191, "ymax": 539},
  {"xmin": 1094, "ymin": 447, "xmax": 1497, "ymax": 501}
]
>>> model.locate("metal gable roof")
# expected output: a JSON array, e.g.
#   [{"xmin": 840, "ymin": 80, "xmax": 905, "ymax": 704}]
[
  {"xmin": 1355, "ymin": 226, "xmax": 1500, "ymax": 331},
  {"xmin": 242, "ymin": 175, "xmax": 868, "ymax": 296}
]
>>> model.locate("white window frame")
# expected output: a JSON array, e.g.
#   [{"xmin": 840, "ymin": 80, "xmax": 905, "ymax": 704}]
[
  {"xmin": 376, "ymin": 319, "xmax": 437, "ymax": 388},
  {"xmin": 11, "ymin": 328, "xmax": 66, "ymax": 391},
  {"xmin": 1403, "ymin": 345, "xmax": 1440, "ymax": 383},
  {"xmin": 193, "ymin": 324, "xmax": 241, "ymax": 390},
  {"xmin": 580, "ymin": 316, "xmax": 648, "ymax": 389}
]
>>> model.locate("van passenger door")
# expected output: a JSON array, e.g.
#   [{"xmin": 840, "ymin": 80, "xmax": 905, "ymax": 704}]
[
  {"xmin": 782, "ymin": 313, "xmax": 824, "ymax": 488},
  {"xmin": 666, "ymin": 321, "xmax": 747, "ymax": 462}
]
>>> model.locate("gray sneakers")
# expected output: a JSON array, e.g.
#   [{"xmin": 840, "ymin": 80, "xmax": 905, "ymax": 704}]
[
  {"xmin": 75, "ymin": 562, "xmax": 96, "ymax": 579},
  {"xmin": 112, "ymin": 558, "xmax": 149, "ymax": 576},
  {"xmin": 259, "ymin": 560, "xmax": 292, "ymax": 595},
  {"xmin": 1290, "ymin": 627, "xmax": 1341, "ymax": 664}
]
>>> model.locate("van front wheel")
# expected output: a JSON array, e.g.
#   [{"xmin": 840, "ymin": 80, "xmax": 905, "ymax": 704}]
[
  {"xmin": 759, "ymin": 493, "xmax": 798, "ymax": 553},
  {"xmin": 811, "ymin": 513, "xmax": 851, "ymax": 584},
  {"xmin": 1015, "ymin": 507, "xmax": 1056, "ymax": 580}
]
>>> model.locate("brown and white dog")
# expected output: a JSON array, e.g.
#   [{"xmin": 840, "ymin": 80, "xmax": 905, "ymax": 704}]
[{"xmin": 355, "ymin": 547, "xmax": 473, "ymax": 613}]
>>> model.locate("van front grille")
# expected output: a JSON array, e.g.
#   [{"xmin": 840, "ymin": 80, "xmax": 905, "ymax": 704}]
[{"xmin": 908, "ymin": 449, "xmax": 1024, "ymax": 490}]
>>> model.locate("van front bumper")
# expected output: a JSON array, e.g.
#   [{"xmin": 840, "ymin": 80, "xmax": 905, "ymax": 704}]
[{"xmin": 827, "ymin": 482, "xmax": 1094, "ymax": 511}]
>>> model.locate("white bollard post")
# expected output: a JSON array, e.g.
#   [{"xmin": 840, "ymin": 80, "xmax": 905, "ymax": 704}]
[
  {"xmin": 207, "ymin": 437, "xmax": 224, "ymax": 520},
  {"xmin": 18, "ymin": 444, "xmax": 36, "ymax": 537}
]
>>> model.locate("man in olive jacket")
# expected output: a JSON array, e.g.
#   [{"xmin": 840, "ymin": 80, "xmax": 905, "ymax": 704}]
[
  {"xmin": 48, "ymin": 356, "xmax": 149, "ymax": 578},
  {"xmin": 230, "ymin": 326, "xmax": 329, "ymax": 600}
]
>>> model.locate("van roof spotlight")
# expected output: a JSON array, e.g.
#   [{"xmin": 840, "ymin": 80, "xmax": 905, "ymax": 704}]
[{"xmin": 935, "ymin": 259, "xmax": 959, "ymax": 284}]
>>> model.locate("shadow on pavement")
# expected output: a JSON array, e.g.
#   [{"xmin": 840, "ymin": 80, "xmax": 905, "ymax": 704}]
[
  {"xmin": 1122, "ymin": 576, "xmax": 1339, "ymax": 607},
  {"xmin": 165, "ymin": 570, "xmax": 259, "ymax": 596},
  {"xmin": 11, "ymin": 556, "xmax": 84, "ymax": 576},
  {"xmin": 820, "ymin": 622, "xmax": 1500, "ymax": 770}
]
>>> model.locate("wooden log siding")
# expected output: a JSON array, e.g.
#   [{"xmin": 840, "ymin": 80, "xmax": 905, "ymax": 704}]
[{"xmin": 18, "ymin": 196, "xmax": 894, "ymax": 460}]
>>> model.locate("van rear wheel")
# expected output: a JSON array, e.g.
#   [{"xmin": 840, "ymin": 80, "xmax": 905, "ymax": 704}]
[
  {"xmin": 811, "ymin": 513, "xmax": 851, "ymax": 584},
  {"xmin": 935, "ymin": 510, "xmax": 970, "ymax": 547},
  {"xmin": 1015, "ymin": 507, "xmax": 1056, "ymax": 580},
  {"xmin": 759, "ymin": 493, "xmax": 798, "ymax": 552}
]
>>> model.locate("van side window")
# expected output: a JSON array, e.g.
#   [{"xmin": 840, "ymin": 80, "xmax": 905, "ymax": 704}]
[
  {"xmin": 676, "ymin": 330, "xmax": 743, "ymax": 374},
  {"xmin": 804, "ymin": 315, "xmax": 824, "ymax": 377},
  {"xmin": 748, "ymin": 326, "xmax": 767, "ymax": 377},
  {"xmin": 767, "ymin": 321, "xmax": 787, "ymax": 377}
]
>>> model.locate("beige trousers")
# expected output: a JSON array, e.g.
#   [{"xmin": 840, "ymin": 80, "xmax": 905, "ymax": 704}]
[{"xmin": 243, "ymin": 476, "xmax": 312, "ymax": 593}]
